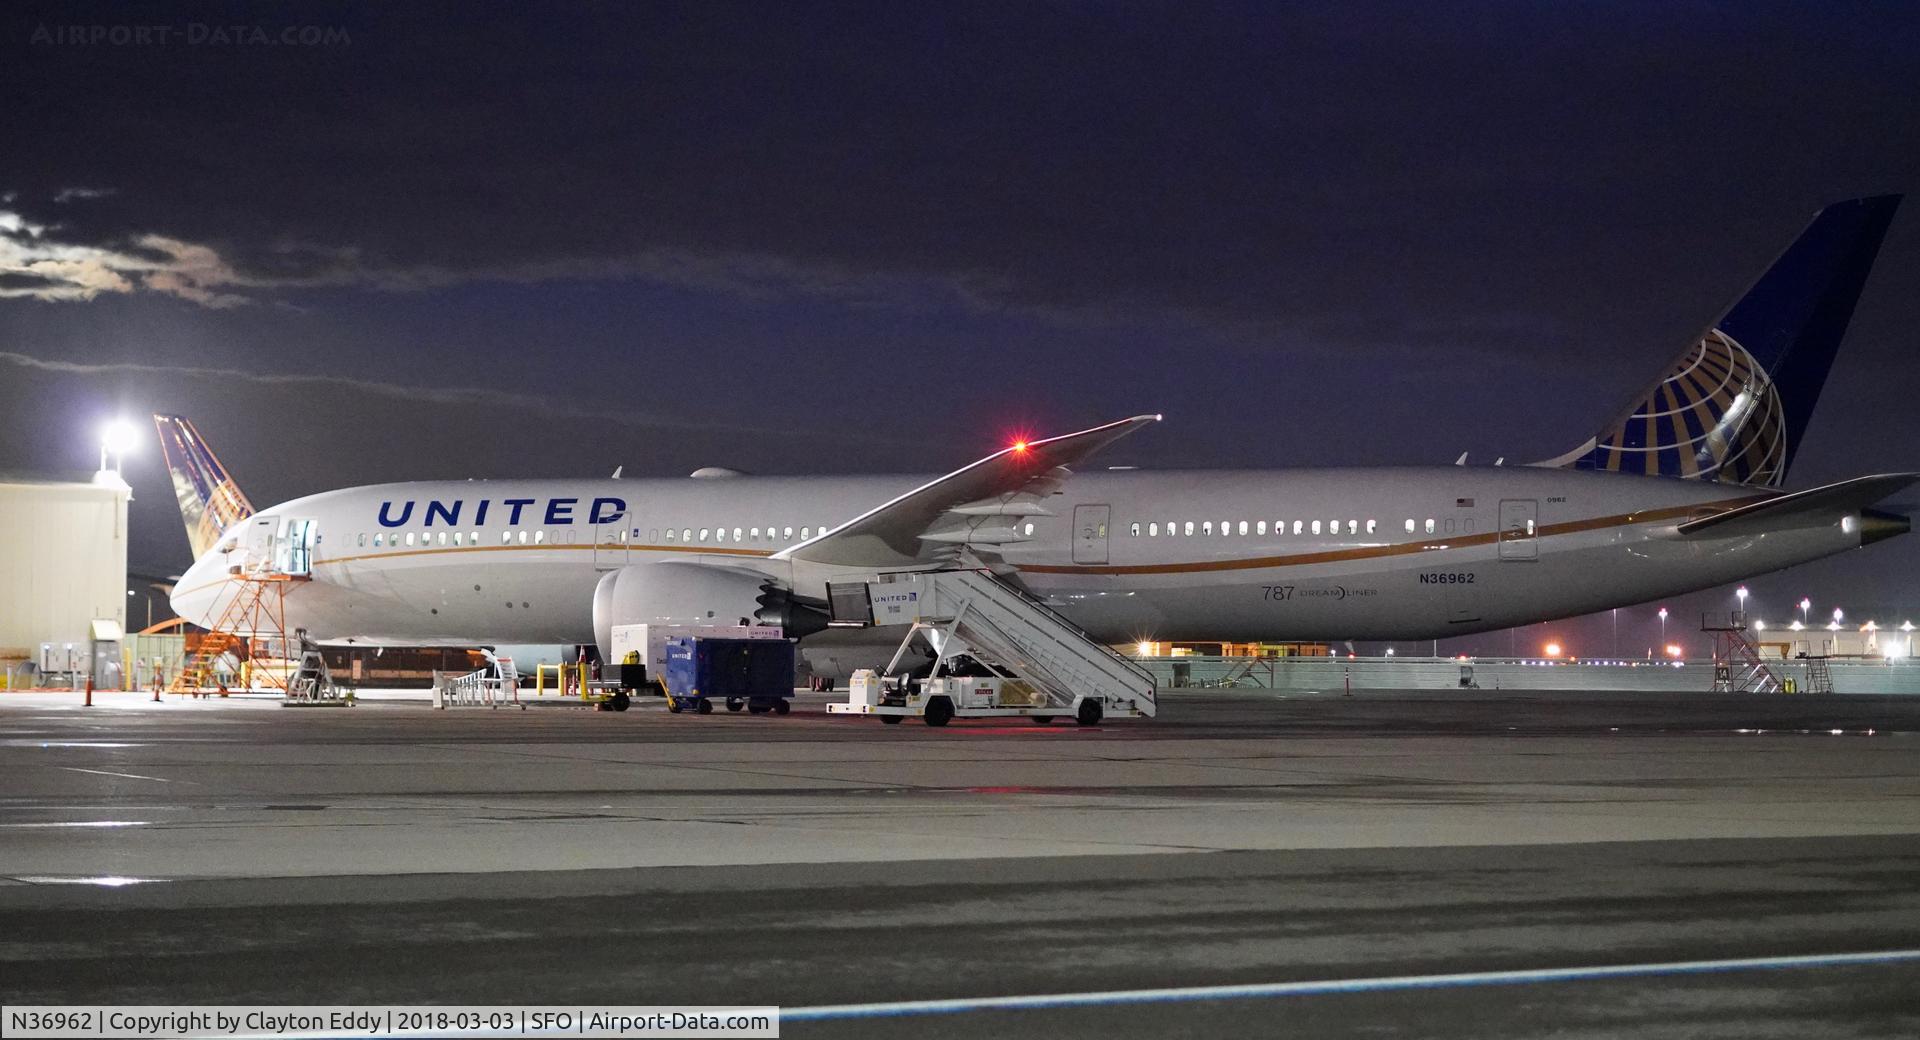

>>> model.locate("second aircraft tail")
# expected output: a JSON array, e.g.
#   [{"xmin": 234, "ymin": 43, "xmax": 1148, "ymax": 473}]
[{"xmin": 153, "ymin": 414, "xmax": 255, "ymax": 559}]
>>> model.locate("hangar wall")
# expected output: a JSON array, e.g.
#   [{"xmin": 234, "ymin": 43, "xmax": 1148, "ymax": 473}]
[{"xmin": 0, "ymin": 475, "xmax": 131, "ymax": 664}]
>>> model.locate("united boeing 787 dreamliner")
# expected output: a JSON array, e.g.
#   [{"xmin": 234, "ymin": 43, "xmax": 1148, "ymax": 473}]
[{"xmin": 166, "ymin": 197, "xmax": 1911, "ymax": 667}]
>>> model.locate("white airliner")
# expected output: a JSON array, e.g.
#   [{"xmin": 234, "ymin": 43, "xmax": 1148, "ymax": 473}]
[{"xmin": 166, "ymin": 197, "xmax": 1911, "ymax": 669}]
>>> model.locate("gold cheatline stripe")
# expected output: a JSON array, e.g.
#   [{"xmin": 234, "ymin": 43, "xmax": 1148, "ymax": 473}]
[
  {"xmin": 171, "ymin": 543, "xmax": 777, "ymax": 599},
  {"xmin": 315, "ymin": 542, "xmax": 777, "ymax": 567},
  {"xmin": 1021, "ymin": 494, "xmax": 1769, "ymax": 576}
]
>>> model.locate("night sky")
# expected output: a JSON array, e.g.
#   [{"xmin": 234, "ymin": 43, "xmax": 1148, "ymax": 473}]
[{"xmin": 3, "ymin": 2, "xmax": 1917, "ymax": 657}]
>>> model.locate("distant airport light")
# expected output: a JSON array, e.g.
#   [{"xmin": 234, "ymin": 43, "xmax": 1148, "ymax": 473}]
[
  {"xmin": 1903, "ymin": 621, "xmax": 1916, "ymax": 633},
  {"xmin": 1543, "ymin": 642, "xmax": 1562, "ymax": 658},
  {"xmin": 1833, "ymin": 607, "xmax": 1845, "ymax": 623},
  {"xmin": 1664, "ymin": 644, "xmax": 1683, "ymax": 658},
  {"xmin": 1384, "ymin": 647, "xmax": 1395, "ymax": 656},
  {"xmin": 1790, "ymin": 620, "xmax": 1804, "ymax": 631},
  {"xmin": 1135, "ymin": 641, "xmax": 1152, "ymax": 657},
  {"xmin": 1736, "ymin": 586, "xmax": 1748, "ymax": 607},
  {"xmin": 1753, "ymin": 619, "xmax": 1765, "ymax": 632}
]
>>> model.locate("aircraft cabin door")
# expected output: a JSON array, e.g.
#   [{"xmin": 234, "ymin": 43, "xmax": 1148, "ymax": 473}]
[
  {"xmin": 1498, "ymin": 499, "xmax": 1538, "ymax": 561},
  {"xmin": 1072, "ymin": 504, "xmax": 1111, "ymax": 565},
  {"xmin": 593, "ymin": 522, "xmax": 627, "ymax": 571}
]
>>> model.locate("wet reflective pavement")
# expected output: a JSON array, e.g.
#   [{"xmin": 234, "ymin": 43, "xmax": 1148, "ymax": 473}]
[{"xmin": 2, "ymin": 689, "xmax": 1917, "ymax": 1036}]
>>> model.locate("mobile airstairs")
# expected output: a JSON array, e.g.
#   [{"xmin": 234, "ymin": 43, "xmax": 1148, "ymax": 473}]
[{"xmin": 825, "ymin": 569, "xmax": 1157, "ymax": 727}]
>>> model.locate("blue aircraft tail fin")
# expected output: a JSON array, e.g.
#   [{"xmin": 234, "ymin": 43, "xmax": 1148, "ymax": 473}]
[
  {"xmin": 1547, "ymin": 195, "xmax": 1901, "ymax": 487},
  {"xmin": 153, "ymin": 415, "xmax": 255, "ymax": 558}
]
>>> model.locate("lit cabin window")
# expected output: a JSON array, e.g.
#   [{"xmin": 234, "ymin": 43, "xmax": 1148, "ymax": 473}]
[
  {"xmin": 1425, "ymin": 518, "xmax": 1436, "ymax": 534},
  {"xmin": 1238, "ymin": 520, "xmax": 1249, "ymax": 536},
  {"xmin": 718, "ymin": 528, "xmax": 729, "ymax": 543},
  {"xmin": 535, "ymin": 530, "xmax": 546, "ymax": 544},
  {"xmin": 783, "ymin": 526, "xmax": 794, "ymax": 539},
  {"xmin": 1365, "ymin": 519, "xmax": 1377, "ymax": 535},
  {"xmin": 681, "ymin": 528, "xmax": 691, "ymax": 541},
  {"xmin": 665, "ymin": 528, "xmax": 677, "ymax": 542},
  {"xmin": 1405, "ymin": 518, "xmax": 1416, "ymax": 534},
  {"xmin": 750, "ymin": 527, "xmax": 760, "ymax": 540},
  {"xmin": 1184, "ymin": 521, "xmax": 1195, "ymax": 536},
  {"xmin": 698, "ymin": 528, "xmax": 710, "ymax": 542},
  {"xmin": 1326, "ymin": 518, "xmax": 1338, "ymax": 534},
  {"xmin": 470, "ymin": 530, "xmax": 479, "ymax": 544},
  {"xmin": 438, "ymin": 531, "xmax": 448, "ymax": 546},
  {"xmin": 1526, "ymin": 519, "xmax": 1536, "ymax": 535},
  {"xmin": 732, "ymin": 527, "xmax": 743, "ymax": 542},
  {"xmin": 1023, "ymin": 522, "xmax": 1035, "ymax": 536},
  {"xmin": 1148, "ymin": 522, "xmax": 1159, "ymax": 536},
  {"xmin": 1311, "ymin": 520, "xmax": 1321, "ymax": 535},
  {"xmin": 419, "ymin": 530, "xmax": 429, "ymax": 545},
  {"xmin": 1256, "ymin": 521, "xmax": 1266, "ymax": 535},
  {"xmin": 519, "ymin": 530, "xmax": 529, "ymax": 545},
  {"xmin": 1202, "ymin": 521, "xmax": 1213, "ymax": 536},
  {"xmin": 1293, "ymin": 520, "xmax": 1303, "ymax": 535},
  {"xmin": 453, "ymin": 532, "xmax": 463, "ymax": 546},
  {"xmin": 373, "ymin": 533, "xmax": 383, "ymax": 547},
  {"xmin": 405, "ymin": 532, "xmax": 416, "ymax": 546},
  {"xmin": 801, "ymin": 527, "xmax": 811, "ymax": 539},
  {"xmin": 1129, "ymin": 522, "xmax": 1140, "ymax": 536},
  {"xmin": 1347, "ymin": 520, "xmax": 1358, "ymax": 535},
  {"xmin": 1218, "ymin": 519, "xmax": 1230, "ymax": 536}
]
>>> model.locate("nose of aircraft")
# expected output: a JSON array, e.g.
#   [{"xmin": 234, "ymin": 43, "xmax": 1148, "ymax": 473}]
[{"xmin": 1858, "ymin": 508, "xmax": 1911, "ymax": 547}]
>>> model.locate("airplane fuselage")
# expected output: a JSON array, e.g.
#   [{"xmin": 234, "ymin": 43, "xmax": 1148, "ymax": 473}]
[{"xmin": 169, "ymin": 466, "xmax": 1870, "ymax": 647}]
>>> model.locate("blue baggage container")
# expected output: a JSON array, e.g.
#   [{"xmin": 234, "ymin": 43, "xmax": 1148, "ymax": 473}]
[{"xmin": 662, "ymin": 637, "xmax": 795, "ymax": 715}]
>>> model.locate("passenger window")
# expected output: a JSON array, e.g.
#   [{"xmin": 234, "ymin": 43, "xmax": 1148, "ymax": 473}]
[
  {"xmin": 1311, "ymin": 520, "xmax": 1321, "ymax": 535},
  {"xmin": 733, "ymin": 527, "xmax": 743, "ymax": 542},
  {"xmin": 665, "ymin": 528, "xmax": 677, "ymax": 542},
  {"xmin": 1405, "ymin": 518, "xmax": 1415, "ymax": 534},
  {"xmin": 681, "ymin": 528, "xmax": 692, "ymax": 542},
  {"xmin": 1348, "ymin": 520, "xmax": 1358, "ymax": 535},
  {"xmin": 453, "ymin": 532, "xmax": 463, "ymax": 546},
  {"xmin": 1218, "ymin": 519, "xmax": 1229, "ymax": 536},
  {"xmin": 1184, "ymin": 521, "xmax": 1195, "ymax": 536},
  {"xmin": 1256, "ymin": 521, "xmax": 1266, "ymax": 535},
  {"xmin": 438, "ymin": 531, "xmax": 448, "ymax": 546},
  {"xmin": 1129, "ymin": 522, "xmax": 1140, "ymax": 537},
  {"xmin": 1445, "ymin": 519, "xmax": 1456, "ymax": 533},
  {"xmin": 1148, "ymin": 522, "xmax": 1158, "ymax": 537},
  {"xmin": 1238, "ymin": 521, "xmax": 1249, "ymax": 536},
  {"xmin": 1202, "ymin": 521, "xmax": 1213, "ymax": 535},
  {"xmin": 373, "ymin": 533, "xmax": 383, "ymax": 547},
  {"xmin": 1425, "ymin": 518, "xmax": 1436, "ymax": 534},
  {"xmin": 1024, "ymin": 522, "xmax": 1035, "ymax": 536},
  {"xmin": 1366, "ymin": 519, "xmax": 1377, "ymax": 535},
  {"xmin": 801, "ymin": 527, "xmax": 811, "ymax": 539},
  {"xmin": 783, "ymin": 526, "xmax": 794, "ymax": 539},
  {"xmin": 519, "ymin": 530, "xmax": 529, "ymax": 545},
  {"xmin": 405, "ymin": 532, "xmax": 416, "ymax": 546},
  {"xmin": 699, "ymin": 528, "xmax": 710, "ymax": 542},
  {"xmin": 535, "ymin": 530, "xmax": 546, "ymax": 544},
  {"xmin": 1526, "ymin": 519, "xmax": 1536, "ymax": 535},
  {"xmin": 751, "ymin": 527, "xmax": 760, "ymax": 540}
]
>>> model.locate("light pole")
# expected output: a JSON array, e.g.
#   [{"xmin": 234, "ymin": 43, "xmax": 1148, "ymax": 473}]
[
  {"xmin": 1658, "ymin": 606, "xmax": 1668, "ymax": 649},
  {"xmin": 99, "ymin": 419, "xmax": 136, "ymax": 474},
  {"xmin": 1736, "ymin": 585, "xmax": 1748, "ymax": 620},
  {"xmin": 1800, "ymin": 598, "xmax": 1811, "ymax": 626}
]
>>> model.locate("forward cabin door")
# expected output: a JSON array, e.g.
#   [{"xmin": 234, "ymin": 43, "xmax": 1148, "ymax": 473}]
[
  {"xmin": 1072, "ymin": 504, "xmax": 1111, "ymax": 565},
  {"xmin": 1498, "ymin": 499, "xmax": 1538, "ymax": 561}
]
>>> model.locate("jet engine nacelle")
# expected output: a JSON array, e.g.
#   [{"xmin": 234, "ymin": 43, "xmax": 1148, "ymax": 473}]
[{"xmin": 592, "ymin": 562, "xmax": 770, "ymax": 653}]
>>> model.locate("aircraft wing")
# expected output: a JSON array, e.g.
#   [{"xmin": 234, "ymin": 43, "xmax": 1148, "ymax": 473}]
[
  {"xmin": 775, "ymin": 414, "xmax": 1161, "ymax": 569},
  {"xmin": 1676, "ymin": 472, "xmax": 1920, "ymax": 538}
]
